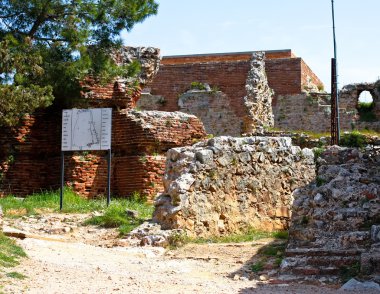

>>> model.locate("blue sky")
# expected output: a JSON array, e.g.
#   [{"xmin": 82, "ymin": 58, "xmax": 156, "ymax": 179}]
[{"xmin": 122, "ymin": 0, "xmax": 380, "ymax": 90}]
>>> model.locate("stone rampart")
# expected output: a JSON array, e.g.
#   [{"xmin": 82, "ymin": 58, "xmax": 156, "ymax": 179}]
[{"xmin": 153, "ymin": 136, "xmax": 315, "ymax": 237}]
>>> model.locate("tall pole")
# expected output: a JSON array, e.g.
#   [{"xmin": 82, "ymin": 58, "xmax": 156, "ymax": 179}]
[{"xmin": 331, "ymin": 0, "xmax": 340, "ymax": 145}]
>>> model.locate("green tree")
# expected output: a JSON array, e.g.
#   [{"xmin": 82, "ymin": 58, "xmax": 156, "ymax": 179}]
[{"xmin": 0, "ymin": 0, "xmax": 158, "ymax": 126}]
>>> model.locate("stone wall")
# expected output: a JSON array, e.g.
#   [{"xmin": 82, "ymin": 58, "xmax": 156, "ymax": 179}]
[
  {"xmin": 153, "ymin": 136, "xmax": 315, "ymax": 237},
  {"xmin": 177, "ymin": 90, "xmax": 242, "ymax": 137},
  {"xmin": 282, "ymin": 146, "xmax": 380, "ymax": 277},
  {"xmin": 140, "ymin": 50, "xmax": 379, "ymax": 134}
]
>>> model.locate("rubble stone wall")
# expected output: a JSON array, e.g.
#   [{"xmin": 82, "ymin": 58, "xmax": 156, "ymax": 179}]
[
  {"xmin": 242, "ymin": 52, "xmax": 274, "ymax": 134},
  {"xmin": 153, "ymin": 136, "xmax": 315, "ymax": 237}
]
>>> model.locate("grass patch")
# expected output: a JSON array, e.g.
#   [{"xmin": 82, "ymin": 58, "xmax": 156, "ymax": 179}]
[
  {"xmin": 5, "ymin": 271, "xmax": 26, "ymax": 279},
  {"xmin": 188, "ymin": 229, "xmax": 288, "ymax": 244},
  {"xmin": 0, "ymin": 189, "xmax": 154, "ymax": 236},
  {"xmin": 83, "ymin": 199, "xmax": 153, "ymax": 236},
  {"xmin": 251, "ymin": 260, "xmax": 264, "ymax": 273},
  {"xmin": 0, "ymin": 233, "xmax": 26, "ymax": 268},
  {"xmin": 258, "ymin": 243, "xmax": 286, "ymax": 257},
  {"xmin": 0, "ymin": 189, "xmax": 107, "ymax": 217}
]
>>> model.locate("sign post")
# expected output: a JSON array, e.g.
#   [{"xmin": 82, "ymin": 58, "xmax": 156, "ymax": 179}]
[{"xmin": 61, "ymin": 108, "xmax": 112, "ymax": 209}]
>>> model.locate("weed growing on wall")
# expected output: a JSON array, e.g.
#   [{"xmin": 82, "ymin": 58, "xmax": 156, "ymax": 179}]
[{"xmin": 190, "ymin": 81, "xmax": 207, "ymax": 91}]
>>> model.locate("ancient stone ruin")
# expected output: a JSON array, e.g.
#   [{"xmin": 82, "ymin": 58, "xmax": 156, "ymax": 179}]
[{"xmin": 0, "ymin": 45, "xmax": 379, "ymax": 282}]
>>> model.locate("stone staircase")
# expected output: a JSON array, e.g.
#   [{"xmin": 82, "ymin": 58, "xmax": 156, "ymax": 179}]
[{"xmin": 282, "ymin": 248, "xmax": 364, "ymax": 277}]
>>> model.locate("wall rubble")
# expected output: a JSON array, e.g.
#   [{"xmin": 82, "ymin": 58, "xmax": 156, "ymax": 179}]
[{"xmin": 153, "ymin": 136, "xmax": 315, "ymax": 237}]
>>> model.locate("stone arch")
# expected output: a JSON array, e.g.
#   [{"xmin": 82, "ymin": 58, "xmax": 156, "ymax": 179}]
[
  {"xmin": 358, "ymin": 90, "xmax": 374, "ymax": 104},
  {"xmin": 340, "ymin": 81, "xmax": 380, "ymax": 129}
]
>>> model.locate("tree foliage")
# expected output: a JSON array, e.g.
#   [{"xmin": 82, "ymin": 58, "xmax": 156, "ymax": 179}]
[{"xmin": 0, "ymin": 0, "xmax": 158, "ymax": 126}]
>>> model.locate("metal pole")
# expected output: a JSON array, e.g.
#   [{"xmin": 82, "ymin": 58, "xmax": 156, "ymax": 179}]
[
  {"xmin": 60, "ymin": 151, "xmax": 64, "ymax": 210},
  {"xmin": 331, "ymin": 0, "xmax": 340, "ymax": 144},
  {"xmin": 107, "ymin": 149, "xmax": 111, "ymax": 206},
  {"xmin": 331, "ymin": 58, "xmax": 338, "ymax": 145}
]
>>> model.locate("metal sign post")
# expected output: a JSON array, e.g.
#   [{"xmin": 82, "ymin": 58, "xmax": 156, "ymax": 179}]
[
  {"xmin": 60, "ymin": 151, "xmax": 64, "ymax": 210},
  {"xmin": 60, "ymin": 108, "xmax": 112, "ymax": 210},
  {"xmin": 107, "ymin": 149, "xmax": 112, "ymax": 206}
]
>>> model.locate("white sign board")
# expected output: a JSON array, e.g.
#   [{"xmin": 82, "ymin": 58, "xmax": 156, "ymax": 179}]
[{"xmin": 61, "ymin": 108, "xmax": 112, "ymax": 151}]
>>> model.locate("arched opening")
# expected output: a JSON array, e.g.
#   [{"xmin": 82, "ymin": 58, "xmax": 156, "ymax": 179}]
[{"xmin": 357, "ymin": 90, "xmax": 376, "ymax": 122}]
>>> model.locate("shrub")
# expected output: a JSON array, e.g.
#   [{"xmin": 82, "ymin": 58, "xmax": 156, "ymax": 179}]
[{"xmin": 340, "ymin": 131, "xmax": 366, "ymax": 148}]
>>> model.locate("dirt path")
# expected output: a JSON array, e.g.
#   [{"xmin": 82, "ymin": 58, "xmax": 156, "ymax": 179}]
[{"xmin": 0, "ymin": 214, "xmax": 351, "ymax": 293}]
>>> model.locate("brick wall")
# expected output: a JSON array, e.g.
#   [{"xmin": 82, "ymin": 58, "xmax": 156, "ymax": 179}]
[
  {"xmin": 0, "ymin": 109, "xmax": 206, "ymax": 201},
  {"xmin": 300, "ymin": 59, "xmax": 323, "ymax": 90},
  {"xmin": 148, "ymin": 60, "xmax": 251, "ymax": 118}
]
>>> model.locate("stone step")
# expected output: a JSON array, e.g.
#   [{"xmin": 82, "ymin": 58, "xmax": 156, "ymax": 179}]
[
  {"xmin": 282, "ymin": 248, "xmax": 364, "ymax": 277},
  {"xmin": 285, "ymin": 248, "xmax": 365, "ymax": 257},
  {"xmin": 306, "ymin": 256, "xmax": 360, "ymax": 268},
  {"xmin": 287, "ymin": 266, "xmax": 341, "ymax": 276}
]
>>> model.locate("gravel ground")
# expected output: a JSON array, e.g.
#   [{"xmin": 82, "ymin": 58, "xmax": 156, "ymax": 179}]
[{"xmin": 1, "ymin": 213, "xmax": 377, "ymax": 294}]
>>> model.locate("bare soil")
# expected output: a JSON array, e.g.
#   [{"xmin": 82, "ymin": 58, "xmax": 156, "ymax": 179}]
[{"xmin": 0, "ymin": 213, "xmax": 359, "ymax": 293}]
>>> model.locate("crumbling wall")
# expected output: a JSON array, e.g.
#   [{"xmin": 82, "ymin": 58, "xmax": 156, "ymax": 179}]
[
  {"xmin": 283, "ymin": 146, "xmax": 380, "ymax": 277},
  {"xmin": 153, "ymin": 136, "xmax": 315, "ymax": 237},
  {"xmin": 81, "ymin": 47, "xmax": 161, "ymax": 108},
  {"xmin": 242, "ymin": 52, "xmax": 274, "ymax": 134},
  {"xmin": 339, "ymin": 81, "xmax": 380, "ymax": 131},
  {"xmin": 146, "ymin": 50, "xmax": 320, "ymax": 108},
  {"xmin": 0, "ymin": 46, "xmax": 208, "ymax": 200}
]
